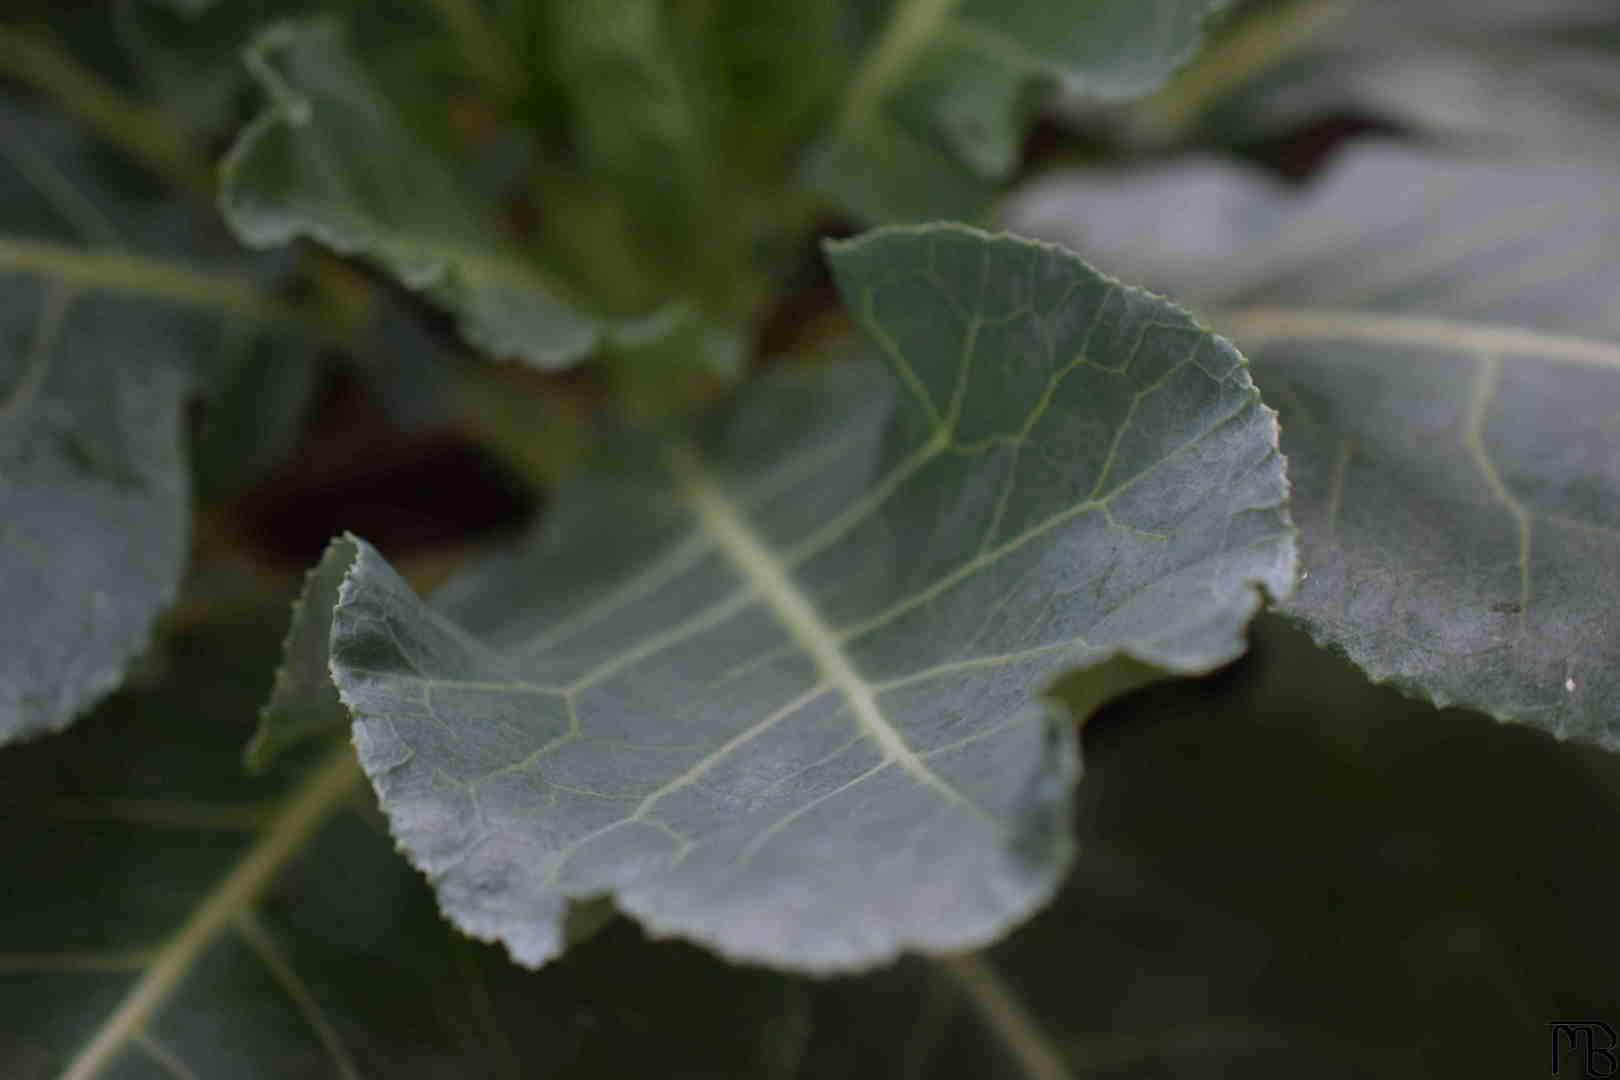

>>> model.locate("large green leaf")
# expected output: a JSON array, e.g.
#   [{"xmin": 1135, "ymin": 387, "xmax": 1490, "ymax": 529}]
[
  {"xmin": 0, "ymin": 592, "xmax": 810, "ymax": 1080},
  {"xmin": 292, "ymin": 225, "xmax": 1293, "ymax": 972},
  {"xmin": 808, "ymin": 0, "xmax": 1228, "ymax": 223},
  {"xmin": 0, "ymin": 96, "xmax": 306, "ymax": 745},
  {"xmin": 220, "ymin": 17, "xmax": 602, "ymax": 370},
  {"xmin": 1007, "ymin": 145, "xmax": 1620, "ymax": 745}
]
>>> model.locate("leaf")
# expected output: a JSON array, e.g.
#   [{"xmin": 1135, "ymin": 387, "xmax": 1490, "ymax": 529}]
[
  {"xmin": 0, "ymin": 594, "xmax": 811, "ymax": 1079},
  {"xmin": 220, "ymin": 17, "xmax": 602, "ymax": 370},
  {"xmin": 808, "ymin": 0, "xmax": 1228, "ymax": 222},
  {"xmin": 1138, "ymin": 0, "xmax": 1620, "ymax": 151},
  {"xmin": 1006, "ymin": 145, "xmax": 1620, "ymax": 745},
  {"xmin": 0, "ymin": 96, "xmax": 307, "ymax": 745},
  {"xmin": 304, "ymin": 224, "xmax": 1294, "ymax": 972},
  {"xmin": 248, "ymin": 538, "xmax": 354, "ymax": 770}
]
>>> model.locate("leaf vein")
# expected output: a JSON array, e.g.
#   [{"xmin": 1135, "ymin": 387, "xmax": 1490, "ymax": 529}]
[
  {"xmin": 235, "ymin": 911, "xmax": 362, "ymax": 1080},
  {"xmin": 666, "ymin": 442, "xmax": 995, "ymax": 821},
  {"xmin": 59, "ymin": 748, "xmax": 362, "ymax": 1080}
]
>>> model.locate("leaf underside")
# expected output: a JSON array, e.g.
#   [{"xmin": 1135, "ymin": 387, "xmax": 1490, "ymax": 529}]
[
  {"xmin": 306, "ymin": 225, "xmax": 1294, "ymax": 972},
  {"xmin": 1007, "ymin": 145, "xmax": 1620, "ymax": 746}
]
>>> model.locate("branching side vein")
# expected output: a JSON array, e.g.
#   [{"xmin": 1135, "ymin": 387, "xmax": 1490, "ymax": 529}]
[{"xmin": 664, "ymin": 442, "xmax": 985, "ymax": 817}]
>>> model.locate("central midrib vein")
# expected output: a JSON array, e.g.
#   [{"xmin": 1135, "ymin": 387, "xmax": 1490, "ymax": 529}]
[
  {"xmin": 664, "ymin": 443, "xmax": 972, "ymax": 811},
  {"xmin": 61, "ymin": 746, "xmax": 364, "ymax": 1080}
]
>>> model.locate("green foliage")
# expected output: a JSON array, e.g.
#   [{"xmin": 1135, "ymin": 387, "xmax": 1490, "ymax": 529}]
[
  {"xmin": 1008, "ymin": 147, "xmax": 1620, "ymax": 744},
  {"xmin": 2, "ymin": 0, "xmax": 1617, "ymax": 1075},
  {"xmin": 264, "ymin": 228, "xmax": 1291, "ymax": 972}
]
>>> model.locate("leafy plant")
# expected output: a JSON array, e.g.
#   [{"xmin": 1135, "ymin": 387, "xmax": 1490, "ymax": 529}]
[{"xmin": 2, "ymin": 0, "xmax": 1617, "ymax": 1076}]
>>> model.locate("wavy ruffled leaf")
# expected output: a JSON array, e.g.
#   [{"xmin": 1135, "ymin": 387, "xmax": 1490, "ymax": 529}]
[
  {"xmin": 303, "ymin": 225, "xmax": 1293, "ymax": 972},
  {"xmin": 809, "ymin": 0, "xmax": 1228, "ymax": 222},
  {"xmin": 1007, "ymin": 145, "xmax": 1620, "ymax": 746},
  {"xmin": 220, "ymin": 17, "xmax": 602, "ymax": 370}
]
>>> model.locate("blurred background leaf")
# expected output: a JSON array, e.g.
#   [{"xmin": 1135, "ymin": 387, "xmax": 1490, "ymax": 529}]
[
  {"xmin": 1006, "ymin": 147, "xmax": 1620, "ymax": 744},
  {"xmin": 1129, "ymin": 0, "xmax": 1620, "ymax": 156}
]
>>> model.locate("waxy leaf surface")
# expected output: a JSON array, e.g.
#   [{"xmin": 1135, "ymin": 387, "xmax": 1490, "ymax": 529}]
[
  {"xmin": 1009, "ymin": 145, "xmax": 1620, "ymax": 745},
  {"xmin": 320, "ymin": 225, "xmax": 1294, "ymax": 971}
]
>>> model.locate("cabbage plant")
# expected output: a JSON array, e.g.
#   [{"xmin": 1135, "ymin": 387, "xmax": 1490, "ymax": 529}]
[{"xmin": 2, "ymin": 1, "xmax": 1616, "ymax": 1075}]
